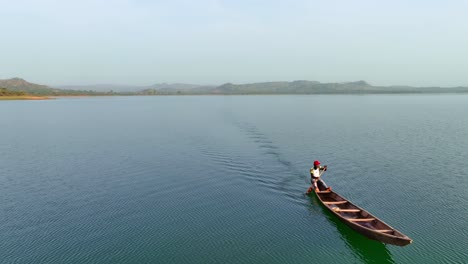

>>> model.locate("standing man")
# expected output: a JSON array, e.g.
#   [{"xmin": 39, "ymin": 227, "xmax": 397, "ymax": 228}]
[{"xmin": 307, "ymin": 160, "xmax": 331, "ymax": 193}]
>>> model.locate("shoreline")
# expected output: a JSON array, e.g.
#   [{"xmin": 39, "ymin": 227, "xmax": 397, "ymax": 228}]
[
  {"xmin": 0, "ymin": 95, "xmax": 51, "ymax": 101},
  {"xmin": 2, "ymin": 92, "xmax": 468, "ymax": 101},
  {"xmin": 49, "ymin": 95, "xmax": 93, "ymax": 99}
]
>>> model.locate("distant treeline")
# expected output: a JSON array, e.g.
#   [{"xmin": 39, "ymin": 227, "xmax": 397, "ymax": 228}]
[{"xmin": 0, "ymin": 87, "xmax": 28, "ymax": 96}]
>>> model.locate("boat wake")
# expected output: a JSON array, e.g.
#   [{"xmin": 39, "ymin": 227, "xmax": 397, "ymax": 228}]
[{"xmin": 232, "ymin": 121, "xmax": 310, "ymax": 203}]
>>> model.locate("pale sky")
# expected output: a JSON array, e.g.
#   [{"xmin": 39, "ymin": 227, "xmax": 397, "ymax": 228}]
[{"xmin": 1, "ymin": 0, "xmax": 467, "ymax": 86}]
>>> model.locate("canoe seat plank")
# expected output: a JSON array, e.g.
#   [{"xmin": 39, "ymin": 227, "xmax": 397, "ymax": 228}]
[
  {"xmin": 376, "ymin": 229, "xmax": 394, "ymax": 233},
  {"xmin": 317, "ymin": 191, "xmax": 331, "ymax": 194},
  {"xmin": 348, "ymin": 218, "xmax": 375, "ymax": 222},
  {"xmin": 324, "ymin": 201, "xmax": 347, "ymax": 205},
  {"xmin": 336, "ymin": 209, "xmax": 361, "ymax": 213}
]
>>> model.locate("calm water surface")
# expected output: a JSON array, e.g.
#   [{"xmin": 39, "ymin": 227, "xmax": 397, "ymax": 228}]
[{"xmin": 1, "ymin": 95, "xmax": 467, "ymax": 263}]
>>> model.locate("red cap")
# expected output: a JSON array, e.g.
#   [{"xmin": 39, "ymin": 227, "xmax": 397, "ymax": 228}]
[{"xmin": 314, "ymin": 160, "xmax": 320, "ymax": 166}]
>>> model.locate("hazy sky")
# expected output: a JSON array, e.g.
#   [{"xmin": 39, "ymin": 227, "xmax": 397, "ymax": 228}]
[{"xmin": 1, "ymin": 0, "xmax": 467, "ymax": 86}]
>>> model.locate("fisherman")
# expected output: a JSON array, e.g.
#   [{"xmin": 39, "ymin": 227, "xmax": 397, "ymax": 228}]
[{"xmin": 307, "ymin": 160, "xmax": 331, "ymax": 193}]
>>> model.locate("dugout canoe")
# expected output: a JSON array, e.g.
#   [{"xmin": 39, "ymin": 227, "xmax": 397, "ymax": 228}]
[{"xmin": 312, "ymin": 189, "xmax": 412, "ymax": 246}]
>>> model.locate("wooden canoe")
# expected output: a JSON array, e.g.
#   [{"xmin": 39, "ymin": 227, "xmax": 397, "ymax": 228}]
[{"xmin": 312, "ymin": 189, "xmax": 412, "ymax": 246}]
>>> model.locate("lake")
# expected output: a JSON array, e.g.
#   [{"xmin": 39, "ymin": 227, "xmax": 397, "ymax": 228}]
[{"xmin": 1, "ymin": 95, "xmax": 467, "ymax": 263}]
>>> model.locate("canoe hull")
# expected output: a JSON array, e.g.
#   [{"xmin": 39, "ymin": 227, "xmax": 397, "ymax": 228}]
[
  {"xmin": 338, "ymin": 212, "xmax": 412, "ymax": 246},
  {"xmin": 312, "ymin": 190, "xmax": 412, "ymax": 246}
]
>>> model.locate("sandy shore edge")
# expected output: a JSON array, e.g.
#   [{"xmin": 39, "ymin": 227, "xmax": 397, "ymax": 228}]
[{"xmin": 0, "ymin": 96, "xmax": 52, "ymax": 100}]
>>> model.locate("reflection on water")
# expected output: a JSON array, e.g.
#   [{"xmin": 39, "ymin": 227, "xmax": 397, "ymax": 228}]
[{"xmin": 307, "ymin": 195, "xmax": 395, "ymax": 264}]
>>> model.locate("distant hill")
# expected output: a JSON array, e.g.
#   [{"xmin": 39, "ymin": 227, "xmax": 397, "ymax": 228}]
[
  {"xmin": 0, "ymin": 78, "xmax": 62, "ymax": 95},
  {"xmin": 219, "ymin": 81, "xmax": 468, "ymax": 94},
  {"xmin": 173, "ymin": 80, "xmax": 468, "ymax": 95},
  {"xmin": 2, "ymin": 78, "xmax": 214, "ymax": 95},
  {"xmin": 56, "ymin": 80, "xmax": 468, "ymax": 95},
  {"xmin": 3, "ymin": 78, "xmax": 468, "ymax": 95},
  {"xmin": 0, "ymin": 78, "xmax": 103, "ymax": 95}
]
